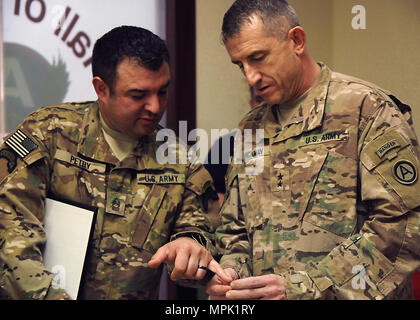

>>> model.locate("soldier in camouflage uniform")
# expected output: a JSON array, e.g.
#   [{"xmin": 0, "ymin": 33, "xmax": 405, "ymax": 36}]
[
  {"xmin": 0, "ymin": 26, "xmax": 229, "ymax": 300},
  {"xmin": 206, "ymin": 0, "xmax": 420, "ymax": 299}
]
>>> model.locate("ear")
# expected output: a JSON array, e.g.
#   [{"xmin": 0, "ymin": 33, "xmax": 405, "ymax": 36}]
[
  {"xmin": 288, "ymin": 26, "xmax": 306, "ymax": 56},
  {"xmin": 92, "ymin": 77, "xmax": 110, "ymax": 102}
]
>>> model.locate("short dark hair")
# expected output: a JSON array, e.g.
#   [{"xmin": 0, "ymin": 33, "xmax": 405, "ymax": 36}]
[
  {"xmin": 92, "ymin": 26, "xmax": 170, "ymax": 94},
  {"xmin": 222, "ymin": 0, "xmax": 300, "ymax": 42}
]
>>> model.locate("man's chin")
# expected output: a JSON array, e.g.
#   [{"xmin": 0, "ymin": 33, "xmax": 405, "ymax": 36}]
[
  {"xmin": 263, "ymin": 93, "xmax": 286, "ymax": 105},
  {"xmin": 262, "ymin": 97, "xmax": 281, "ymax": 105},
  {"xmin": 136, "ymin": 126, "xmax": 158, "ymax": 138}
]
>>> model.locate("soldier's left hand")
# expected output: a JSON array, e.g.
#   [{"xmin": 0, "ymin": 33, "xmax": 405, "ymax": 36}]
[
  {"xmin": 225, "ymin": 274, "xmax": 287, "ymax": 300},
  {"xmin": 148, "ymin": 237, "xmax": 232, "ymax": 282}
]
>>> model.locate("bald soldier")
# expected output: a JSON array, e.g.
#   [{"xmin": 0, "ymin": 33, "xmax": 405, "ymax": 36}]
[
  {"xmin": 0, "ymin": 26, "xmax": 229, "ymax": 300},
  {"xmin": 207, "ymin": 0, "xmax": 420, "ymax": 300}
]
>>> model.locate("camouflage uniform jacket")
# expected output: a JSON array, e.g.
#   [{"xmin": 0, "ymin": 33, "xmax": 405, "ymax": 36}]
[
  {"xmin": 217, "ymin": 64, "xmax": 420, "ymax": 299},
  {"xmin": 0, "ymin": 101, "xmax": 219, "ymax": 300}
]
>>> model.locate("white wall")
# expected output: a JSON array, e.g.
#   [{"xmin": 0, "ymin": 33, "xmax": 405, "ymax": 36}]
[{"xmin": 1, "ymin": 0, "xmax": 166, "ymax": 134}]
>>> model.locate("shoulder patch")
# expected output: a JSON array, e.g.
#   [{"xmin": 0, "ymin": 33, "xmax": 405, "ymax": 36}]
[
  {"xmin": 4, "ymin": 130, "xmax": 38, "ymax": 158},
  {"xmin": 0, "ymin": 147, "xmax": 18, "ymax": 173},
  {"xmin": 361, "ymin": 130, "xmax": 410, "ymax": 171},
  {"xmin": 376, "ymin": 139, "xmax": 400, "ymax": 159},
  {"xmin": 393, "ymin": 160, "xmax": 417, "ymax": 185}
]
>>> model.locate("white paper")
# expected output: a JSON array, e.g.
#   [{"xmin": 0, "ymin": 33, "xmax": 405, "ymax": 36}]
[{"xmin": 43, "ymin": 198, "xmax": 94, "ymax": 300}]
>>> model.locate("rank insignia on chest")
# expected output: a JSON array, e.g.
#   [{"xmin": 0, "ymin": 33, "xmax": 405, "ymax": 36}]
[
  {"xmin": 271, "ymin": 167, "xmax": 289, "ymax": 192},
  {"xmin": 277, "ymin": 173, "xmax": 284, "ymax": 188},
  {"xmin": 106, "ymin": 192, "xmax": 126, "ymax": 216},
  {"xmin": 112, "ymin": 198, "xmax": 121, "ymax": 211}
]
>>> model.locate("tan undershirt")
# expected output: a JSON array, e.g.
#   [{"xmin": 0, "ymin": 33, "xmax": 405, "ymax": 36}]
[
  {"xmin": 276, "ymin": 64, "xmax": 323, "ymax": 127},
  {"xmin": 276, "ymin": 88, "xmax": 311, "ymax": 127},
  {"xmin": 100, "ymin": 113, "xmax": 138, "ymax": 161}
]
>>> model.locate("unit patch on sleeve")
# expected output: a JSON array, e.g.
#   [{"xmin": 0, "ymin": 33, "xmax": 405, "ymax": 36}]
[
  {"xmin": 0, "ymin": 148, "xmax": 18, "ymax": 173},
  {"xmin": 393, "ymin": 160, "xmax": 417, "ymax": 185},
  {"xmin": 4, "ymin": 129, "xmax": 38, "ymax": 158},
  {"xmin": 376, "ymin": 140, "xmax": 400, "ymax": 159}
]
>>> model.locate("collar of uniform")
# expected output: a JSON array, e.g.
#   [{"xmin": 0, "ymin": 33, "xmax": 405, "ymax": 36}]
[
  {"xmin": 261, "ymin": 104, "xmax": 281, "ymax": 138},
  {"xmin": 77, "ymin": 101, "xmax": 119, "ymax": 164},
  {"xmin": 100, "ymin": 129, "xmax": 158, "ymax": 171},
  {"xmin": 77, "ymin": 104, "xmax": 172, "ymax": 171},
  {"xmin": 135, "ymin": 128, "xmax": 187, "ymax": 173},
  {"xmin": 271, "ymin": 63, "xmax": 331, "ymax": 144},
  {"xmin": 121, "ymin": 133, "xmax": 152, "ymax": 170}
]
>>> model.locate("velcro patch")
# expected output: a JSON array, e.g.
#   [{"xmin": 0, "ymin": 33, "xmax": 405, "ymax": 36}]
[
  {"xmin": 376, "ymin": 139, "xmax": 400, "ymax": 159},
  {"xmin": 244, "ymin": 146, "xmax": 268, "ymax": 163},
  {"xmin": 105, "ymin": 192, "xmax": 126, "ymax": 216},
  {"xmin": 393, "ymin": 160, "xmax": 417, "ymax": 185},
  {"xmin": 5, "ymin": 129, "xmax": 38, "ymax": 158},
  {"xmin": 0, "ymin": 148, "xmax": 18, "ymax": 173},
  {"xmin": 54, "ymin": 149, "xmax": 106, "ymax": 173},
  {"xmin": 370, "ymin": 146, "xmax": 420, "ymax": 210},
  {"xmin": 361, "ymin": 130, "xmax": 410, "ymax": 171}
]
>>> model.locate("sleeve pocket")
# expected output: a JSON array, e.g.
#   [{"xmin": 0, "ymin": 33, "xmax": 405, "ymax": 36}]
[
  {"xmin": 306, "ymin": 235, "xmax": 394, "ymax": 295},
  {"xmin": 361, "ymin": 129, "xmax": 420, "ymax": 211},
  {"xmin": 131, "ymin": 185, "xmax": 167, "ymax": 250}
]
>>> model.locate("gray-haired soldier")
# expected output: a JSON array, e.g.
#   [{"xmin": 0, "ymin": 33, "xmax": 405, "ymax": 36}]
[{"xmin": 207, "ymin": 0, "xmax": 420, "ymax": 300}]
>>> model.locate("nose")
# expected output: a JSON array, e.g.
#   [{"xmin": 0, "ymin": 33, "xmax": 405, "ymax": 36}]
[
  {"xmin": 144, "ymin": 94, "xmax": 161, "ymax": 115},
  {"xmin": 243, "ymin": 65, "xmax": 262, "ymax": 87}
]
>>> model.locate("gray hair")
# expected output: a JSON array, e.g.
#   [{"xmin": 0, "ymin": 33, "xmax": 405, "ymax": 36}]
[{"xmin": 222, "ymin": 0, "xmax": 300, "ymax": 42}]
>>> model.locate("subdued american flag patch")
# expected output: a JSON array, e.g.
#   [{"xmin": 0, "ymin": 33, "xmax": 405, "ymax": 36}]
[{"xmin": 5, "ymin": 129, "xmax": 38, "ymax": 158}]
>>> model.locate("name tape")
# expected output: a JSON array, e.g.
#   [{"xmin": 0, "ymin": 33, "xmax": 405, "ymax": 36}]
[
  {"xmin": 54, "ymin": 149, "xmax": 106, "ymax": 173},
  {"xmin": 244, "ymin": 147, "xmax": 265, "ymax": 163}
]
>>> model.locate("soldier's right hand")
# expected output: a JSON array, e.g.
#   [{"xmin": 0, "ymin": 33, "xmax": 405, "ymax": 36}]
[{"xmin": 148, "ymin": 237, "xmax": 232, "ymax": 283}]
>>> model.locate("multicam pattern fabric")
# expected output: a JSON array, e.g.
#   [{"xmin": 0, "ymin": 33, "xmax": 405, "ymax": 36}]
[
  {"xmin": 216, "ymin": 64, "xmax": 420, "ymax": 299},
  {"xmin": 0, "ymin": 101, "xmax": 219, "ymax": 300}
]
